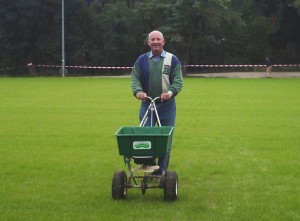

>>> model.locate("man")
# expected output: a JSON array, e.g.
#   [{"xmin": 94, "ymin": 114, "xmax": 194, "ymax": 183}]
[
  {"xmin": 131, "ymin": 30, "xmax": 183, "ymax": 174},
  {"xmin": 266, "ymin": 57, "xmax": 272, "ymax": 78}
]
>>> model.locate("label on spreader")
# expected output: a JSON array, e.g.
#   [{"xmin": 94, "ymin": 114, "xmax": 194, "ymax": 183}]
[{"xmin": 133, "ymin": 141, "xmax": 151, "ymax": 150}]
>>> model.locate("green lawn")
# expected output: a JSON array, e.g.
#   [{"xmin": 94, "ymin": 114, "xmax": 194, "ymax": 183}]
[{"xmin": 0, "ymin": 77, "xmax": 299, "ymax": 221}]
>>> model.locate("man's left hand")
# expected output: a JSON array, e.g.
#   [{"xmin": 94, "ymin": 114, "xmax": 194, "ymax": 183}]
[{"xmin": 161, "ymin": 92, "xmax": 172, "ymax": 101}]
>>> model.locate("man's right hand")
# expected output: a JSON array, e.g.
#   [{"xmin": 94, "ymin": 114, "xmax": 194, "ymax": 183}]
[{"xmin": 136, "ymin": 92, "xmax": 147, "ymax": 100}]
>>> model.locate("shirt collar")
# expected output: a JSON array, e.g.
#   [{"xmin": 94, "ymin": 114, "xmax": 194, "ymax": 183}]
[{"xmin": 149, "ymin": 50, "xmax": 166, "ymax": 58}]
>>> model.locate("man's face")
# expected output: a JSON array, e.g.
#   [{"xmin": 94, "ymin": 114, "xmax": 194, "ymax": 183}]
[{"xmin": 147, "ymin": 32, "xmax": 165, "ymax": 55}]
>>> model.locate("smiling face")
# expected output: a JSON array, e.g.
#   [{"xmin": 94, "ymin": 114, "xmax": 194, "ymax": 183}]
[{"xmin": 147, "ymin": 31, "xmax": 165, "ymax": 56}]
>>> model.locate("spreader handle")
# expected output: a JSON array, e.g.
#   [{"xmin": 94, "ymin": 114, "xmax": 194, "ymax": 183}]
[{"xmin": 146, "ymin": 96, "xmax": 160, "ymax": 102}]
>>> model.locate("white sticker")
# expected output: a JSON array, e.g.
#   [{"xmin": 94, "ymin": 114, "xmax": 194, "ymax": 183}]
[{"xmin": 133, "ymin": 141, "xmax": 151, "ymax": 150}]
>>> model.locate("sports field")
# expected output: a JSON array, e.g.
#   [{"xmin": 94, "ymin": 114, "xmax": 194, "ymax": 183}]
[{"xmin": 0, "ymin": 77, "xmax": 299, "ymax": 221}]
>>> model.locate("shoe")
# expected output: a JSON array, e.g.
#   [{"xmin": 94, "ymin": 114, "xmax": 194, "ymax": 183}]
[
  {"xmin": 134, "ymin": 165, "xmax": 159, "ymax": 173},
  {"xmin": 153, "ymin": 169, "xmax": 162, "ymax": 176}
]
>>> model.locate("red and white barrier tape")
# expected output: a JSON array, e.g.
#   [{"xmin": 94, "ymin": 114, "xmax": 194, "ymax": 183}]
[
  {"xmin": 2, "ymin": 63, "xmax": 299, "ymax": 72},
  {"xmin": 28, "ymin": 63, "xmax": 300, "ymax": 69},
  {"xmin": 186, "ymin": 64, "xmax": 300, "ymax": 68},
  {"xmin": 30, "ymin": 64, "xmax": 132, "ymax": 69},
  {"xmin": 2, "ymin": 63, "xmax": 299, "ymax": 77}
]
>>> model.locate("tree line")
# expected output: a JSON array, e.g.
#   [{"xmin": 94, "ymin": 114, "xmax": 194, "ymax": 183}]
[{"xmin": 1, "ymin": 0, "xmax": 300, "ymax": 74}]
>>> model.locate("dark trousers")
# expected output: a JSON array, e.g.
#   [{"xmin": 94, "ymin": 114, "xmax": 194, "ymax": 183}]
[{"xmin": 139, "ymin": 99, "xmax": 176, "ymax": 173}]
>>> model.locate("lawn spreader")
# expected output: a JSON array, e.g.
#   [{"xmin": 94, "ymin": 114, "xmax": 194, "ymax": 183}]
[{"xmin": 113, "ymin": 97, "xmax": 178, "ymax": 201}]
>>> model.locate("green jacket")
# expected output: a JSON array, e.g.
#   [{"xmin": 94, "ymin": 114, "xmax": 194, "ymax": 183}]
[{"xmin": 131, "ymin": 51, "xmax": 183, "ymax": 98}]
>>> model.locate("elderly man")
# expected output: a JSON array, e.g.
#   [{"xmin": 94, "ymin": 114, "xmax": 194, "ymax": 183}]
[{"xmin": 131, "ymin": 30, "xmax": 183, "ymax": 174}]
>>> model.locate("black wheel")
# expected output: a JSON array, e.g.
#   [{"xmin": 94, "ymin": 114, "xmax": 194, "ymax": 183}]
[
  {"xmin": 112, "ymin": 171, "xmax": 127, "ymax": 200},
  {"xmin": 164, "ymin": 171, "xmax": 178, "ymax": 201}
]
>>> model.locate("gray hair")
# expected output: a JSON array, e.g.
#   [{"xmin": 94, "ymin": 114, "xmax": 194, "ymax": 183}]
[{"xmin": 148, "ymin": 30, "xmax": 164, "ymax": 39}]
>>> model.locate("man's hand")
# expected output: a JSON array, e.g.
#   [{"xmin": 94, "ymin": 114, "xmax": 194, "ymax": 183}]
[
  {"xmin": 161, "ymin": 92, "xmax": 172, "ymax": 101},
  {"xmin": 136, "ymin": 92, "xmax": 147, "ymax": 100}
]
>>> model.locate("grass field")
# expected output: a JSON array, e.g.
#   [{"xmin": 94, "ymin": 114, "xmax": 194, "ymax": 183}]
[{"xmin": 0, "ymin": 77, "xmax": 299, "ymax": 221}]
